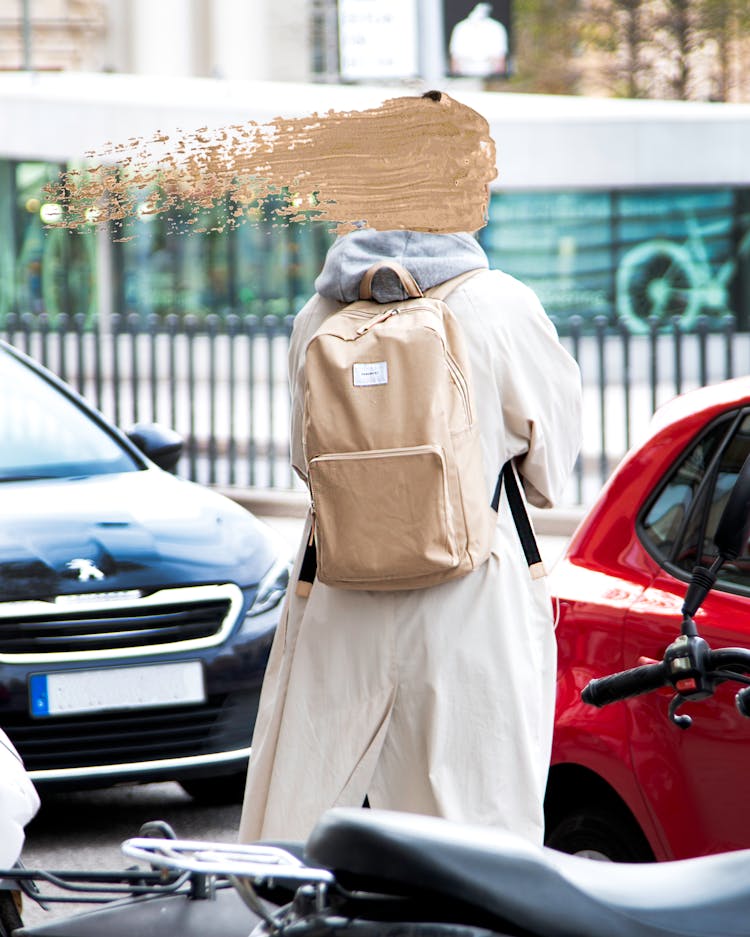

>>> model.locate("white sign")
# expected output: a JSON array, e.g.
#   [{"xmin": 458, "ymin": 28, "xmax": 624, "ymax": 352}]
[{"xmin": 338, "ymin": 0, "xmax": 419, "ymax": 81}]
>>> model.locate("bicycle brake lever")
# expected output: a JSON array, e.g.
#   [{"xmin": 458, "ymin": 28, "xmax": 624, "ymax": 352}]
[{"xmin": 668, "ymin": 694, "xmax": 693, "ymax": 729}]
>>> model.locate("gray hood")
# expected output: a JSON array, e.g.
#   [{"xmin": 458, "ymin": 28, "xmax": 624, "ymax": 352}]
[{"xmin": 314, "ymin": 230, "xmax": 489, "ymax": 303}]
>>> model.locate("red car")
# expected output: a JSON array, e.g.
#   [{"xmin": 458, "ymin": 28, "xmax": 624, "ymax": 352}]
[{"xmin": 546, "ymin": 377, "xmax": 750, "ymax": 862}]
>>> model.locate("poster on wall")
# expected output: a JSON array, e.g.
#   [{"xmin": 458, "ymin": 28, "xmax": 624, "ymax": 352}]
[
  {"xmin": 482, "ymin": 187, "xmax": 750, "ymax": 333},
  {"xmin": 338, "ymin": 0, "xmax": 419, "ymax": 81},
  {"xmin": 444, "ymin": 1, "xmax": 512, "ymax": 79}
]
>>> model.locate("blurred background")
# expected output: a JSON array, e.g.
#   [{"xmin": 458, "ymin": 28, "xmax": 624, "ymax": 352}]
[{"xmin": 1, "ymin": 0, "xmax": 750, "ymax": 507}]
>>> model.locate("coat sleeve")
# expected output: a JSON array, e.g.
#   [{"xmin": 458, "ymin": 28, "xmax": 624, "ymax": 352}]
[
  {"xmin": 0, "ymin": 730, "xmax": 40, "ymax": 867},
  {"xmin": 456, "ymin": 270, "xmax": 583, "ymax": 509}
]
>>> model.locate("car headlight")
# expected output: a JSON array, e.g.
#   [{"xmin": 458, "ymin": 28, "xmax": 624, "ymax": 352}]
[{"xmin": 246, "ymin": 554, "xmax": 292, "ymax": 618}]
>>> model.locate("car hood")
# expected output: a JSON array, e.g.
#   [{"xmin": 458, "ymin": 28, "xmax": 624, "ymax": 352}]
[{"xmin": 0, "ymin": 470, "xmax": 282, "ymax": 601}]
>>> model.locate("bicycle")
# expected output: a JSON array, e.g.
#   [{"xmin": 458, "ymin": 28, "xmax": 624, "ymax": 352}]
[{"xmin": 616, "ymin": 210, "xmax": 750, "ymax": 334}]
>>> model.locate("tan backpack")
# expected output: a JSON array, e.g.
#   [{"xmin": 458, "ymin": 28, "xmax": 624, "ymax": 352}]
[{"xmin": 297, "ymin": 260, "xmax": 497, "ymax": 592}]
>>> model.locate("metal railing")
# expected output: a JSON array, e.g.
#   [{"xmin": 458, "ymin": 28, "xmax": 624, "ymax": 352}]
[
  {"xmin": 554, "ymin": 313, "xmax": 741, "ymax": 505},
  {"xmin": 1, "ymin": 311, "xmax": 742, "ymax": 508}
]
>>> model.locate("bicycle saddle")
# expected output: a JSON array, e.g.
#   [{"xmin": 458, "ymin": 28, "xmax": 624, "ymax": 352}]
[{"xmin": 306, "ymin": 807, "xmax": 750, "ymax": 937}]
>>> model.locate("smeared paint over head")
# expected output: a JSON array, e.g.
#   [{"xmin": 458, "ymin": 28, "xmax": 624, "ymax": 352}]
[{"xmin": 44, "ymin": 91, "xmax": 497, "ymax": 239}]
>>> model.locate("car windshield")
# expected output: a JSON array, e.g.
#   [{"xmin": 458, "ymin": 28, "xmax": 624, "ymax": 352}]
[{"xmin": 0, "ymin": 348, "xmax": 139, "ymax": 481}]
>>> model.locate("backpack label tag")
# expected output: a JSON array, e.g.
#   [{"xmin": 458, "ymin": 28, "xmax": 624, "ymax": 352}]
[{"xmin": 353, "ymin": 361, "xmax": 388, "ymax": 387}]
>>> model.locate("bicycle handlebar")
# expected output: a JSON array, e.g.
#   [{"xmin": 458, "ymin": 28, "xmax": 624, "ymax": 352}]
[
  {"xmin": 582, "ymin": 645, "xmax": 750, "ymax": 712},
  {"xmin": 582, "ymin": 662, "xmax": 668, "ymax": 707}
]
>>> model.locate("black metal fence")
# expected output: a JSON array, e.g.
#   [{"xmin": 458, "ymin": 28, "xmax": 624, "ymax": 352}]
[
  {"xmin": 1, "ymin": 311, "xmax": 743, "ymax": 508},
  {"xmin": 557, "ymin": 313, "xmax": 740, "ymax": 505}
]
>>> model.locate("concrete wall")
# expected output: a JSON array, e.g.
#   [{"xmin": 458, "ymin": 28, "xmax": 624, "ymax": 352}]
[{"xmin": 4, "ymin": 70, "xmax": 750, "ymax": 190}]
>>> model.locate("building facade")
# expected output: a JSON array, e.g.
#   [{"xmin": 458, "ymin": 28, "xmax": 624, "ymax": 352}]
[
  {"xmin": 1, "ymin": 2, "xmax": 750, "ymax": 334},
  {"xmin": 0, "ymin": 0, "xmax": 311, "ymax": 81}
]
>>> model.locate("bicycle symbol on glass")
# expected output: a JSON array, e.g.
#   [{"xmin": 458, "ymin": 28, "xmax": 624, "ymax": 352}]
[{"xmin": 616, "ymin": 212, "xmax": 750, "ymax": 333}]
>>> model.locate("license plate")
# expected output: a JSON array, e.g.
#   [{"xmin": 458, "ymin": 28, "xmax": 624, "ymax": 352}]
[{"xmin": 29, "ymin": 661, "xmax": 205, "ymax": 718}]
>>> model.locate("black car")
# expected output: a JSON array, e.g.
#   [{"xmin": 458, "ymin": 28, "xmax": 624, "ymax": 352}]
[{"xmin": 0, "ymin": 340, "xmax": 289, "ymax": 803}]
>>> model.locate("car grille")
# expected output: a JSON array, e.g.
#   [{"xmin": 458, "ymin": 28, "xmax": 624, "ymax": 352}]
[
  {"xmin": 0, "ymin": 584, "xmax": 245, "ymax": 662},
  {"xmin": 4, "ymin": 692, "xmax": 254, "ymax": 773}
]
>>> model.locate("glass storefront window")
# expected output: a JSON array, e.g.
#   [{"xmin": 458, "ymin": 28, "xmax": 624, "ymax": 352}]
[
  {"xmin": 2, "ymin": 158, "xmax": 749, "ymax": 333},
  {"xmin": 483, "ymin": 187, "xmax": 750, "ymax": 333},
  {"xmin": 0, "ymin": 161, "xmax": 98, "ymax": 324},
  {"xmin": 482, "ymin": 191, "xmax": 612, "ymax": 322},
  {"xmin": 115, "ymin": 192, "xmax": 334, "ymax": 320}
]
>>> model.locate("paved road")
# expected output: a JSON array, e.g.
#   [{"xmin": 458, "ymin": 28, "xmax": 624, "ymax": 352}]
[{"xmin": 20, "ymin": 782, "xmax": 242, "ymax": 926}]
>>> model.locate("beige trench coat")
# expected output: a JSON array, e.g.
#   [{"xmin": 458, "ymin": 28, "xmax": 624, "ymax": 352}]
[
  {"xmin": 0, "ymin": 728, "xmax": 39, "ymax": 867},
  {"xmin": 239, "ymin": 268, "xmax": 582, "ymax": 846}
]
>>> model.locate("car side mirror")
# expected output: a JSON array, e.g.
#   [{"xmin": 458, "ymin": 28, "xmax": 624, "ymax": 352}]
[{"xmin": 126, "ymin": 423, "xmax": 184, "ymax": 473}]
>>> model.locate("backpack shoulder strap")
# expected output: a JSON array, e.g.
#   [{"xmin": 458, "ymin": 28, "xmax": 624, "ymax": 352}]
[
  {"xmin": 358, "ymin": 264, "xmax": 485, "ymax": 303},
  {"xmin": 425, "ymin": 267, "xmax": 486, "ymax": 302},
  {"xmin": 359, "ymin": 261, "xmax": 423, "ymax": 300},
  {"xmin": 492, "ymin": 462, "xmax": 546, "ymax": 580}
]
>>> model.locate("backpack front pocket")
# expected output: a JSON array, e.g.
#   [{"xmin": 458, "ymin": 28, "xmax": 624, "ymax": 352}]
[{"xmin": 308, "ymin": 445, "xmax": 459, "ymax": 587}]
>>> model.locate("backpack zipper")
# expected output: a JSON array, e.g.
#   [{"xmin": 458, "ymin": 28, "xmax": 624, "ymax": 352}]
[
  {"xmin": 352, "ymin": 301, "xmax": 437, "ymax": 335},
  {"xmin": 311, "ymin": 445, "xmax": 443, "ymax": 462},
  {"xmin": 446, "ymin": 352, "xmax": 473, "ymax": 424},
  {"xmin": 356, "ymin": 308, "xmax": 401, "ymax": 335}
]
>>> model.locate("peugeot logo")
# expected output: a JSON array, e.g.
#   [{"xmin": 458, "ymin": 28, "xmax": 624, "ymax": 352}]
[{"xmin": 66, "ymin": 559, "xmax": 105, "ymax": 582}]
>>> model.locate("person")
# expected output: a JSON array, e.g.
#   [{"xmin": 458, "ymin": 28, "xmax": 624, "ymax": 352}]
[
  {"xmin": 0, "ymin": 728, "xmax": 40, "ymax": 867},
  {"xmin": 239, "ymin": 93, "xmax": 582, "ymax": 848}
]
